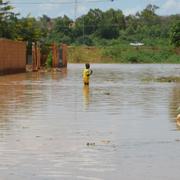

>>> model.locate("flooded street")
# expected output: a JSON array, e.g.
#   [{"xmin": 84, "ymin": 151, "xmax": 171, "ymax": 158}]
[{"xmin": 0, "ymin": 64, "xmax": 180, "ymax": 180}]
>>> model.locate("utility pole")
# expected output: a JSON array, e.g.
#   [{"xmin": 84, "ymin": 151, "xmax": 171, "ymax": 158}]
[{"xmin": 74, "ymin": 0, "xmax": 77, "ymax": 21}]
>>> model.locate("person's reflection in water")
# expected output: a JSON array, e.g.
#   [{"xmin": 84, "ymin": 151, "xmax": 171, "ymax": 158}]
[
  {"xmin": 169, "ymin": 85, "xmax": 180, "ymax": 130},
  {"xmin": 176, "ymin": 114, "xmax": 180, "ymax": 127},
  {"xmin": 83, "ymin": 85, "xmax": 90, "ymax": 110}
]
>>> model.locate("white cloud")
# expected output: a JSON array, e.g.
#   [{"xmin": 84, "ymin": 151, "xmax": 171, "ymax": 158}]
[
  {"xmin": 13, "ymin": 3, "xmax": 55, "ymax": 17},
  {"xmin": 123, "ymin": 6, "xmax": 142, "ymax": 15},
  {"xmin": 38, "ymin": 4, "xmax": 54, "ymax": 12},
  {"xmin": 163, "ymin": 0, "xmax": 180, "ymax": 9},
  {"xmin": 11, "ymin": 0, "xmax": 180, "ymax": 18},
  {"xmin": 77, "ymin": 5, "xmax": 88, "ymax": 15},
  {"xmin": 161, "ymin": 0, "xmax": 180, "ymax": 14},
  {"xmin": 147, "ymin": 0, "xmax": 157, "ymax": 3}
]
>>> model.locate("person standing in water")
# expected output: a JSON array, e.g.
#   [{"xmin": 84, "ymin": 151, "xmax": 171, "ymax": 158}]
[{"xmin": 83, "ymin": 63, "xmax": 93, "ymax": 86}]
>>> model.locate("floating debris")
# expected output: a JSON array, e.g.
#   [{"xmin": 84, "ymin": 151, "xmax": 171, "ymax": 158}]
[
  {"xmin": 176, "ymin": 114, "xmax": 180, "ymax": 126},
  {"xmin": 86, "ymin": 142, "xmax": 95, "ymax": 146},
  {"xmin": 22, "ymin": 126, "xmax": 28, "ymax": 129},
  {"xmin": 104, "ymin": 92, "xmax": 110, "ymax": 95},
  {"xmin": 143, "ymin": 76, "xmax": 180, "ymax": 83},
  {"xmin": 101, "ymin": 140, "xmax": 111, "ymax": 144}
]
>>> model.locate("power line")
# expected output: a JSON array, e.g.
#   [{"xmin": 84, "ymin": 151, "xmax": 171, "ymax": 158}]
[
  {"xmin": 74, "ymin": 0, "xmax": 77, "ymax": 20},
  {"xmin": 59, "ymin": 24, "xmax": 125, "ymax": 28},
  {"xmin": 9, "ymin": 0, "xmax": 116, "ymax": 5}
]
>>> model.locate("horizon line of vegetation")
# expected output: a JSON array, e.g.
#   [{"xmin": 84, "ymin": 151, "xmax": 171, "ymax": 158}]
[{"xmin": 0, "ymin": 0, "xmax": 179, "ymax": 64}]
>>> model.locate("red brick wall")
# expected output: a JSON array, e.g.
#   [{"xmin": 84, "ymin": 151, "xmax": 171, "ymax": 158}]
[{"xmin": 0, "ymin": 39, "xmax": 26, "ymax": 75}]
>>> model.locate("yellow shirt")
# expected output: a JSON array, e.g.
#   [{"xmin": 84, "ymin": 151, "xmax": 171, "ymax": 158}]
[{"xmin": 83, "ymin": 68, "xmax": 91, "ymax": 83}]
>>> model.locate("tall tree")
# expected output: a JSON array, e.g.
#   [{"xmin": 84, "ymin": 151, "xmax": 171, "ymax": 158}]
[
  {"xmin": 82, "ymin": 9, "xmax": 103, "ymax": 35},
  {"xmin": 97, "ymin": 9, "xmax": 125, "ymax": 39},
  {"xmin": 48, "ymin": 15, "xmax": 73, "ymax": 44},
  {"xmin": 17, "ymin": 15, "xmax": 42, "ymax": 42},
  {"xmin": 137, "ymin": 4, "xmax": 159, "ymax": 26},
  {"xmin": 0, "ymin": 0, "xmax": 18, "ymax": 38},
  {"xmin": 170, "ymin": 21, "xmax": 180, "ymax": 47},
  {"xmin": 39, "ymin": 15, "xmax": 52, "ymax": 39}
]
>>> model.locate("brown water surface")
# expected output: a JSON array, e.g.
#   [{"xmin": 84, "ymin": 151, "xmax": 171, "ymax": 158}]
[{"xmin": 0, "ymin": 64, "xmax": 180, "ymax": 180}]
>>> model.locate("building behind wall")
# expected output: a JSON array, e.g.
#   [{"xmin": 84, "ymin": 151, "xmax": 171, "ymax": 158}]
[{"xmin": 0, "ymin": 39, "xmax": 26, "ymax": 75}]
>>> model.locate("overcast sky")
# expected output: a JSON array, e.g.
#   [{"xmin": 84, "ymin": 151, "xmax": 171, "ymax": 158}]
[{"xmin": 10, "ymin": 0, "xmax": 180, "ymax": 19}]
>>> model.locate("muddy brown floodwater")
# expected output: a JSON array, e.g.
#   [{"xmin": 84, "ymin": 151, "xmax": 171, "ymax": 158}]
[{"xmin": 0, "ymin": 64, "xmax": 180, "ymax": 180}]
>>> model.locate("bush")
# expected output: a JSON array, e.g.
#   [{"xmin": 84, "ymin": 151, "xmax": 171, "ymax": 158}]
[
  {"xmin": 128, "ymin": 56, "xmax": 139, "ymax": 63},
  {"xmin": 170, "ymin": 22, "xmax": 180, "ymax": 47},
  {"xmin": 75, "ymin": 35, "xmax": 93, "ymax": 46},
  {"xmin": 45, "ymin": 51, "xmax": 52, "ymax": 68}
]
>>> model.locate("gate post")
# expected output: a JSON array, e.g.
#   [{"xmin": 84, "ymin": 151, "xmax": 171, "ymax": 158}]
[
  {"xmin": 62, "ymin": 44, "xmax": 67, "ymax": 67},
  {"xmin": 32, "ymin": 42, "xmax": 41, "ymax": 71},
  {"xmin": 32, "ymin": 42, "xmax": 37, "ymax": 71},
  {"xmin": 52, "ymin": 43, "xmax": 59, "ymax": 68}
]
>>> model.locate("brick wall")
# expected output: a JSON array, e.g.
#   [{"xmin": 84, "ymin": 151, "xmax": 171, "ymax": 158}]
[{"xmin": 0, "ymin": 39, "xmax": 26, "ymax": 75}]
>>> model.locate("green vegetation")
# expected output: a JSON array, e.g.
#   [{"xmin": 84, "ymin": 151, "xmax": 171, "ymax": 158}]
[
  {"xmin": 170, "ymin": 22, "xmax": 180, "ymax": 47},
  {"xmin": 45, "ymin": 51, "xmax": 52, "ymax": 68},
  {"xmin": 68, "ymin": 41, "xmax": 180, "ymax": 63},
  {"xmin": 0, "ymin": 1, "xmax": 180, "ymax": 63}
]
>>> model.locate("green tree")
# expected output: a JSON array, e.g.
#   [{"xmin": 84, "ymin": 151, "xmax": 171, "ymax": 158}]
[
  {"xmin": 97, "ymin": 9, "xmax": 125, "ymax": 39},
  {"xmin": 48, "ymin": 15, "xmax": 73, "ymax": 44},
  {"xmin": 39, "ymin": 15, "xmax": 52, "ymax": 42},
  {"xmin": 83, "ymin": 9, "xmax": 103, "ymax": 35},
  {"xmin": 170, "ymin": 21, "xmax": 180, "ymax": 47},
  {"xmin": 17, "ymin": 15, "xmax": 42, "ymax": 42},
  {"xmin": 0, "ymin": 0, "xmax": 19, "ymax": 39},
  {"xmin": 138, "ymin": 4, "xmax": 159, "ymax": 25},
  {"xmin": 54, "ymin": 16, "xmax": 72, "ymax": 36},
  {"xmin": 73, "ymin": 9, "xmax": 103, "ymax": 39}
]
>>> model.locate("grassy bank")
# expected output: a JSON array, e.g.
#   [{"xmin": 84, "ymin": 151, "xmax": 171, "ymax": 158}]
[
  {"xmin": 68, "ymin": 46, "xmax": 105, "ymax": 63},
  {"xmin": 68, "ymin": 40, "xmax": 180, "ymax": 63}
]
